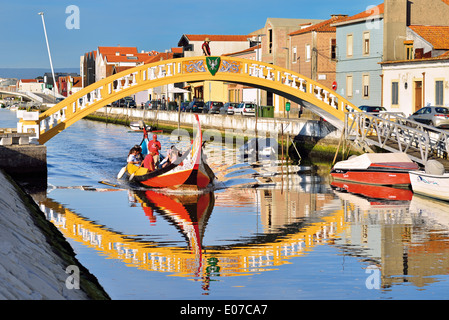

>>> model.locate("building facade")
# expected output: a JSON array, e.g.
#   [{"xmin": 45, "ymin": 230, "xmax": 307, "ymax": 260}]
[
  {"xmin": 382, "ymin": 57, "xmax": 449, "ymax": 116},
  {"xmin": 334, "ymin": 4, "xmax": 384, "ymax": 108},
  {"xmin": 258, "ymin": 18, "xmax": 323, "ymax": 115},
  {"xmin": 288, "ymin": 15, "xmax": 347, "ymax": 89}
]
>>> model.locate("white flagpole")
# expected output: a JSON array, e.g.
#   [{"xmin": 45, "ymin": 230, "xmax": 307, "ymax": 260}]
[{"xmin": 38, "ymin": 12, "xmax": 58, "ymax": 97}]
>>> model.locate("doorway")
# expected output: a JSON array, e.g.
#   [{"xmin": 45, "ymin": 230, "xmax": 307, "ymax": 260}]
[{"xmin": 414, "ymin": 81, "xmax": 422, "ymax": 112}]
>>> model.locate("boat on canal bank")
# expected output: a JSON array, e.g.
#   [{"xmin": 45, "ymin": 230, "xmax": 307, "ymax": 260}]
[
  {"xmin": 330, "ymin": 152, "xmax": 419, "ymax": 186},
  {"xmin": 409, "ymin": 160, "xmax": 449, "ymax": 202},
  {"xmin": 122, "ymin": 114, "xmax": 215, "ymax": 190}
]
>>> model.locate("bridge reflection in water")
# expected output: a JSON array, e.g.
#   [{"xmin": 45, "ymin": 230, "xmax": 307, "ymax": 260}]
[
  {"xmin": 38, "ymin": 173, "xmax": 449, "ymax": 293},
  {"xmin": 38, "ymin": 182, "xmax": 345, "ymax": 289}
]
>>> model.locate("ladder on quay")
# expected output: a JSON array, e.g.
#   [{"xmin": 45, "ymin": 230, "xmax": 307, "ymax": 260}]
[{"xmin": 344, "ymin": 112, "xmax": 449, "ymax": 170}]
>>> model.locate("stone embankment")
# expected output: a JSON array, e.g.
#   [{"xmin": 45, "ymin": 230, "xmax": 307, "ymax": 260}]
[{"xmin": 0, "ymin": 170, "xmax": 109, "ymax": 300}]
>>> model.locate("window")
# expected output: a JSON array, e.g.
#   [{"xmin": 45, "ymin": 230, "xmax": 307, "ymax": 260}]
[
  {"xmin": 305, "ymin": 44, "xmax": 311, "ymax": 62},
  {"xmin": 405, "ymin": 41, "xmax": 414, "ymax": 60},
  {"xmin": 436, "ymin": 80, "xmax": 444, "ymax": 105},
  {"xmin": 292, "ymin": 46, "xmax": 297, "ymax": 63},
  {"xmin": 346, "ymin": 75, "xmax": 353, "ymax": 98},
  {"xmin": 331, "ymin": 39, "xmax": 336, "ymax": 60},
  {"xmin": 347, "ymin": 34, "xmax": 353, "ymax": 57},
  {"xmin": 268, "ymin": 29, "xmax": 273, "ymax": 54},
  {"xmin": 392, "ymin": 81, "xmax": 399, "ymax": 105},
  {"xmin": 363, "ymin": 74, "xmax": 370, "ymax": 98},
  {"xmin": 363, "ymin": 32, "xmax": 370, "ymax": 55}
]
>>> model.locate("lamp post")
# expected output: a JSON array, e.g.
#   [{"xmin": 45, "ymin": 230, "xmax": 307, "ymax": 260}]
[{"xmin": 38, "ymin": 12, "xmax": 58, "ymax": 97}]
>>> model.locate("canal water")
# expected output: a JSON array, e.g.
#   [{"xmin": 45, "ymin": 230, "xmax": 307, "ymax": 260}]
[{"xmin": 3, "ymin": 108, "xmax": 449, "ymax": 300}]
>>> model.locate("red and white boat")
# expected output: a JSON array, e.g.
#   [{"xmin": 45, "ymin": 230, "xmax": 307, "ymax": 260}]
[
  {"xmin": 125, "ymin": 114, "xmax": 215, "ymax": 190},
  {"xmin": 330, "ymin": 152, "xmax": 419, "ymax": 186}
]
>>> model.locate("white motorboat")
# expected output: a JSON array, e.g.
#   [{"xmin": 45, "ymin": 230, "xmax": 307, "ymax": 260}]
[{"xmin": 409, "ymin": 160, "xmax": 449, "ymax": 202}]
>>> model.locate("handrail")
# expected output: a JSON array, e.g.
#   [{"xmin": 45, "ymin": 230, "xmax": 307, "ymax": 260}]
[{"xmin": 345, "ymin": 112, "xmax": 449, "ymax": 165}]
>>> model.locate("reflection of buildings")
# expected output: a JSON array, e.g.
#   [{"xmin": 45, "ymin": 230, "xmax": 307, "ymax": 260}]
[{"xmin": 333, "ymin": 187, "xmax": 449, "ymax": 289}]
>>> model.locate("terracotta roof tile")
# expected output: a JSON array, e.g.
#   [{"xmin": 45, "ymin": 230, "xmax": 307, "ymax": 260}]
[
  {"xmin": 338, "ymin": 3, "xmax": 383, "ymax": 24},
  {"xmin": 289, "ymin": 15, "xmax": 348, "ymax": 36},
  {"xmin": 409, "ymin": 25, "xmax": 449, "ymax": 50},
  {"xmin": 184, "ymin": 34, "xmax": 249, "ymax": 42},
  {"xmin": 98, "ymin": 46, "xmax": 138, "ymax": 56}
]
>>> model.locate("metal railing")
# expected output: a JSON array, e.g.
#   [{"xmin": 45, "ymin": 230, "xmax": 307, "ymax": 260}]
[{"xmin": 345, "ymin": 112, "xmax": 449, "ymax": 165}]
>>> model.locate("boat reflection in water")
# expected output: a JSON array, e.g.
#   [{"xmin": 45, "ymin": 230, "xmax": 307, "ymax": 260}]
[
  {"xmin": 332, "ymin": 179, "xmax": 449, "ymax": 289},
  {"xmin": 331, "ymin": 180, "xmax": 413, "ymax": 204},
  {"xmin": 133, "ymin": 190, "xmax": 214, "ymax": 279}
]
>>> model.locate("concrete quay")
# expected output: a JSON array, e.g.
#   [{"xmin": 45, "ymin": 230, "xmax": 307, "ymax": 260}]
[
  {"xmin": 0, "ymin": 170, "xmax": 110, "ymax": 300},
  {"xmin": 96, "ymin": 107, "xmax": 342, "ymax": 142},
  {"xmin": 0, "ymin": 130, "xmax": 47, "ymax": 183}
]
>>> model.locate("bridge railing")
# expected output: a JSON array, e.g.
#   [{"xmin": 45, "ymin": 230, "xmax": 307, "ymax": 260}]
[
  {"xmin": 17, "ymin": 56, "xmax": 359, "ymax": 144},
  {"xmin": 345, "ymin": 111, "xmax": 449, "ymax": 165}
]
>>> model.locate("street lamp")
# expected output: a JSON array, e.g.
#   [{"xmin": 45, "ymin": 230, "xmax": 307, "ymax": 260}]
[{"xmin": 38, "ymin": 12, "xmax": 58, "ymax": 97}]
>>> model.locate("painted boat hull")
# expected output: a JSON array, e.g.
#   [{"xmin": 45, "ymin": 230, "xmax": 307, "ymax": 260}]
[
  {"xmin": 331, "ymin": 169, "xmax": 413, "ymax": 186},
  {"xmin": 409, "ymin": 171, "xmax": 449, "ymax": 202},
  {"xmin": 125, "ymin": 114, "xmax": 215, "ymax": 190},
  {"xmin": 331, "ymin": 153, "xmax": 418, "ymax": 186}
]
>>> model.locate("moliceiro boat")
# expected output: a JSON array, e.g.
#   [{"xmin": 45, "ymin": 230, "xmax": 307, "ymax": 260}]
[
  {"xmin": 409, "ymin": 160, "xmax": 449, "ymax": 202},
  {"xmin": 330, "ymin": 152, "xmax": 419, "ymax": 186},
  {"xmin": 125, "ymin": 114, "xmax": 215, "ymax": 190}
]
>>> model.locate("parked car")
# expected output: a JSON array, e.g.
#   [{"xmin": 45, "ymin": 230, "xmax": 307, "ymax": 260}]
[
  {"xmin": 186, "ymin": 100, "xmax": 205, "ymax": 113},
  {"xmin": 145, "ymin": 100, "xmax": 162, "ymax": 110},
  {"xmin": 180, "ymin": 101, "xmax": 190, "ymax": 112},
  {"xmin": 112, "ymin": 99, "xmax": 126, "ymax": 107},
  {"xmin": 168, "ymin": 101, "xmax": 178, "ymax": 111},
  {"xmin": 204, "ymin": 101, "xmax": 224, "ymax": 114},
  {"xmin": 113, "ymin": 97, "xmax": 136, "ymax": 108},
  {"xmin": 220, "ymin": 102, "xmax": 238, "ymax": 115},
  {"xmin": 408, "ymin": 106, "xmax": 449, "ymax": 128},
  {"xmin": 123, "ymin": 97, "xmax": 136, "ymax": 108},
  {"xmin": 359, "ymin": 106, "xmax": 387, "ymax": 114},
  {"xmin": 235, "ymin": 102, "xmax": 256, "ymax": 116}
]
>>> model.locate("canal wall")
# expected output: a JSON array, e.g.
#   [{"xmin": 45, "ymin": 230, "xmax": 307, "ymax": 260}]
[
  {"xmin": 95, "ymin": 107, "xmax": 342, "ymax": 142},
  {"xmin": 0, "ymin": 169, "xmax": 110, "ymax": 300},
  {"xmin": 0, "ymin": 131, "xmax": 47, "ymax": 180}
]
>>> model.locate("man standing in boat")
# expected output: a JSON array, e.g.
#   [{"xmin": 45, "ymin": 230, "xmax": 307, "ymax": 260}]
[{"xmin": 148, "ymin": 134, "xmax": 161, "ymax": 166}]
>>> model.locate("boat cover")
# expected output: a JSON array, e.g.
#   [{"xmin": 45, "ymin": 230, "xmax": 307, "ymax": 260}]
[{"xmin": 333, "ymin": 153, "xmax": 414, "ymax": 170}]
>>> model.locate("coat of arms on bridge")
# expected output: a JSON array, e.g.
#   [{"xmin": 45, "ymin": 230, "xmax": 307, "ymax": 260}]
[{"xmin": 206, "ymin": 57, "xmax": 220, "ymax": 76}]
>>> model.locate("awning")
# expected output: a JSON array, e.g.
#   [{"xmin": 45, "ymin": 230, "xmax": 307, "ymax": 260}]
[{"xmin": 169, "ymin": 87, "xmax": 190, "ymax": 93}]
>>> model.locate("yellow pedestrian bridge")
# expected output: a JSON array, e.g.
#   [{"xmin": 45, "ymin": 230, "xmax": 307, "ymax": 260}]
[{"xmin": 18, "ymin": 56, "xmax": 358, "ymax": 144}]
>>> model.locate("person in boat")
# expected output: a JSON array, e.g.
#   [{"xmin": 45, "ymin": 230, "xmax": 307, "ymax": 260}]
[
  {"xmin": 148, "ymin": 134, "xmax": 161, "ymax": 166},
  {"xmin": 127, "ymin": 146, "xmax": 142, "ymax": 165},
  {"xmin": 161, "ymin": 145, "xmax": 182, "ymax": 168},
  {"xmin": 143, "ymin": 150, "xmax": 156, "ymax": 172}
]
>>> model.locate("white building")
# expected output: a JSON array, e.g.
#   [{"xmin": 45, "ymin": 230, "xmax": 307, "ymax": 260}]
[
  {"xmin": 381, "ymin": 25, "xmax": 449, "ymax": 115},
  {"xmin": 382, "ymin": 57, "xmax": 449, "ymax": 116},
  {"xmin": 18, "ymin": 79, "xmax": 43, "ymax": 93}
]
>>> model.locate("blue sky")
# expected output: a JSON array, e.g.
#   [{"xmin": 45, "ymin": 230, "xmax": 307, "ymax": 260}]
[{"xmin": 0, "ymin": 0, "xmax": 379, "ymax": 69}]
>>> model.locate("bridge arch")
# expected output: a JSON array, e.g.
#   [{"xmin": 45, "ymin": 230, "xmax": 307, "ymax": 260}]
[{"xmin": 18, "ymin": 56, "xmax": 358, "ymax": 144}]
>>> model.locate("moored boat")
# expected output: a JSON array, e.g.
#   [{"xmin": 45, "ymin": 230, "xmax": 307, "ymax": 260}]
[
  {"xmin": 330, "ymin": 152, "xmax": 419, "ymax": 186},
  {"xmin": 124, "ymin": 114, "xmax": 215, "ymax": 190},
  {"xmin": 409, "ymin": 160, "xmax": 449, "ymax": 201}
]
